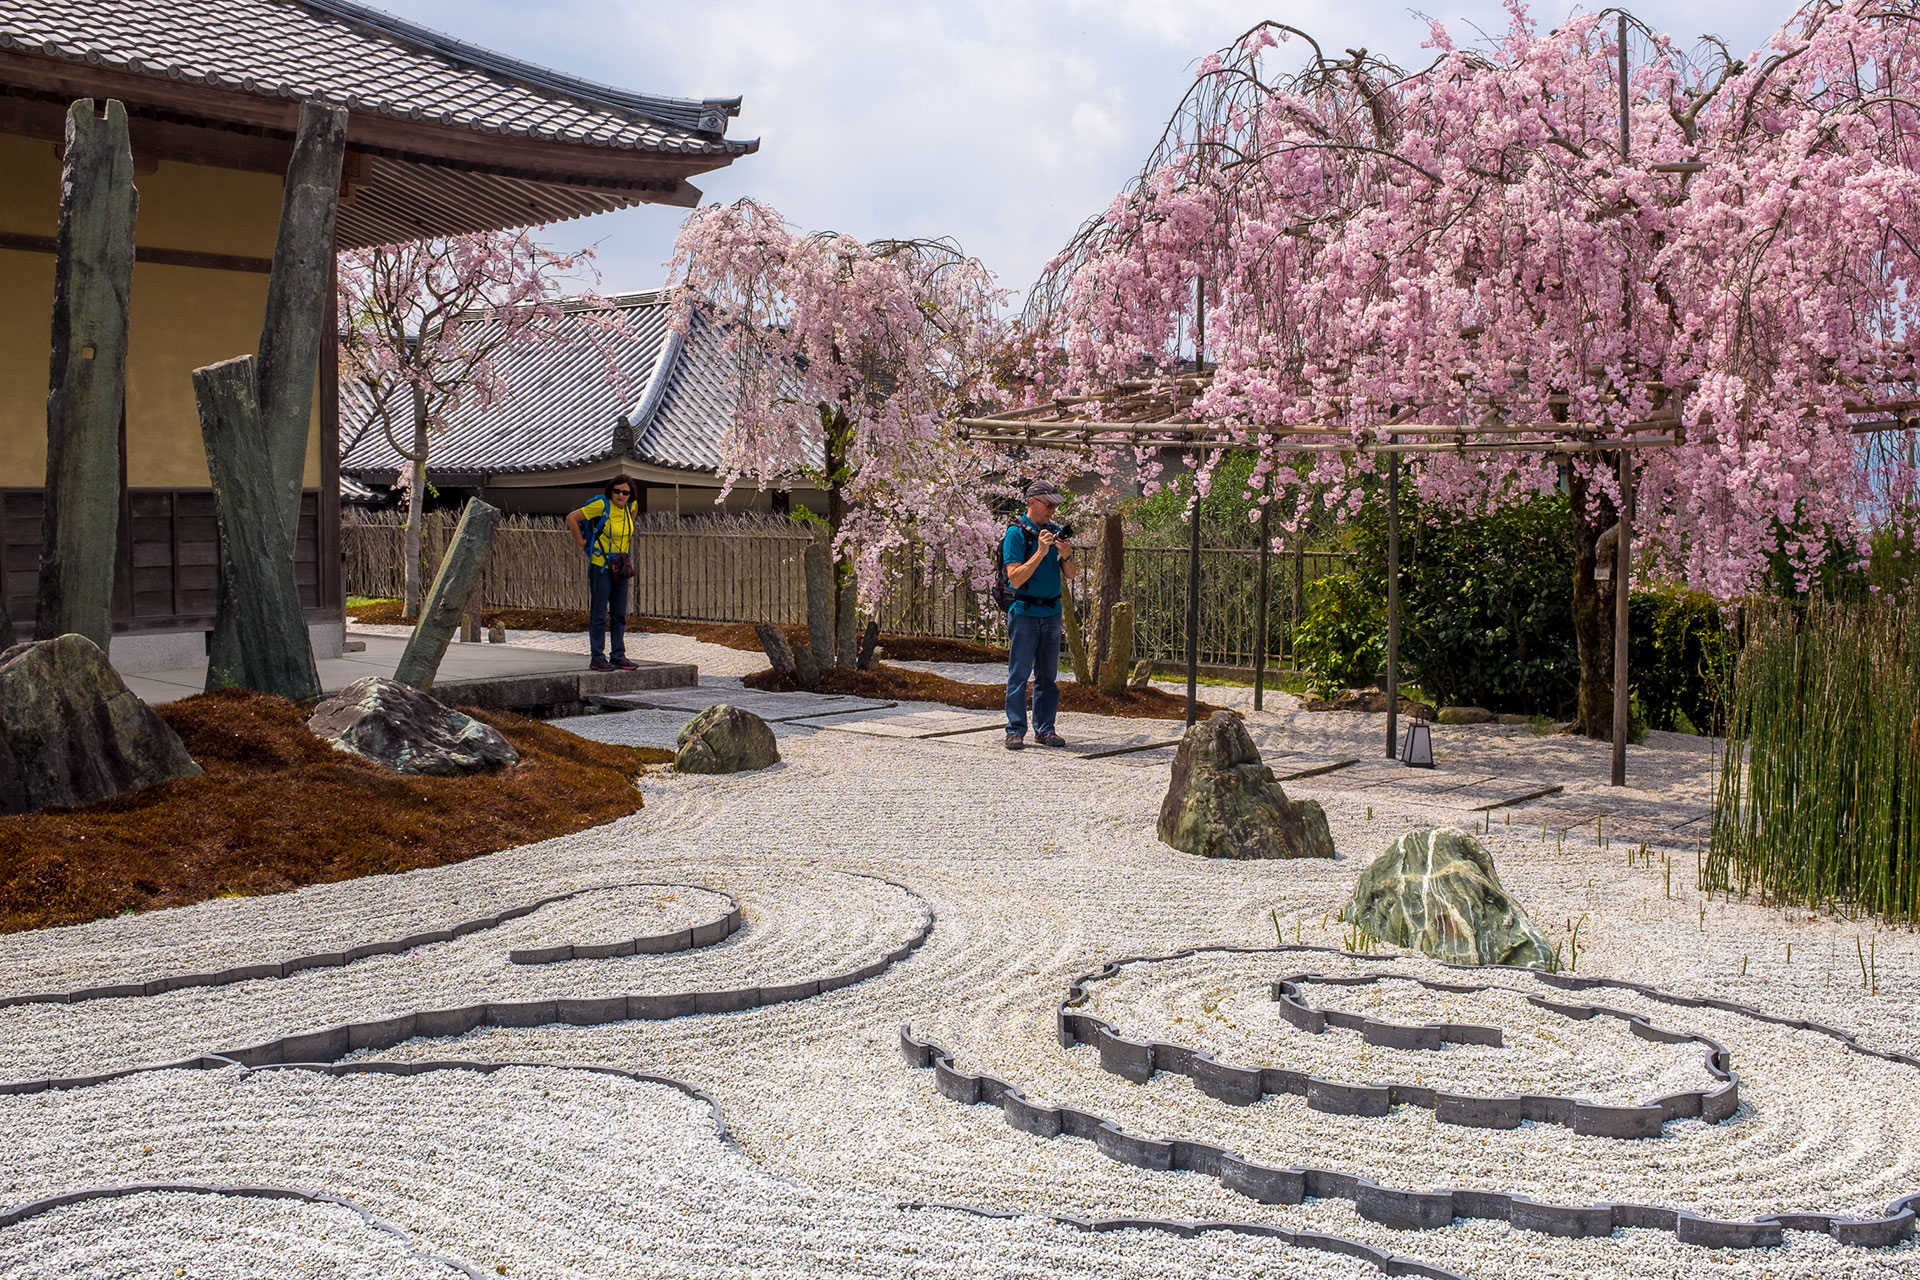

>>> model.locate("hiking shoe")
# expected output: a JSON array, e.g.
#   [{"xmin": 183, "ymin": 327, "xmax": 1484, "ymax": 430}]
[
  {"xmin": 1004, "ymin": 733, "xmax": 1025, "ymax": 751},
  {"xmin": 1035, "ymin": 731, "xmax": 1068, "ymax": 748},
  {"xmin": 612, "ymin": 657, "xmax": 639, "ymax": 670},
  {"xmin": 589, "ymin": 657, "xmax": 614, "ymax": 672}
]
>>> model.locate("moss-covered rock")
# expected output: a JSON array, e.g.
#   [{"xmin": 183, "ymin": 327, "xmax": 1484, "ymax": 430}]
[
  {"xmin": 1341, "ymin": 826, "xmax": 1552, "ymax": 968},
  {"xmin": 308, "ymin": 676, "xmax": 518, "ymax": 776},
  {"xmin": 675, "ymin": 704, "xmax": 779, "ymax": 774},
  {"xmin": 1157, "ymin": 711, "xmax": 1334, "ymax": 860}
]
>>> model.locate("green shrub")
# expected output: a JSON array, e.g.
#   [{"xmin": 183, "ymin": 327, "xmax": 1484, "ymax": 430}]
[
  {"xmin": 1292, "ymin": 574, "xmax": 1384, "ymax": 696},
  {"xmin": 1628, "ymin": 588, "xmax": 1733, "ymax": 734}
]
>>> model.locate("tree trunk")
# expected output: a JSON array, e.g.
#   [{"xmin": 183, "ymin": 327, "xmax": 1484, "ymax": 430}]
[
  {"xmin": 209, "ymin": 100, "xmax": 346, "ymax": 679},
  {"xmin": 1568, "ymin": 463, "xmax": 1621, "ymax": 740},
  {"xmin": 394, "ymin": 498, "xmax": 501, "ymax": 690},
  {"xmin": 822, "ymin": 401, "xmax": 854, "ymax": 668},
  {"xmin": 36, "ymin": 98, "xmax": 136, "ymax": 653},
  {"xmin": 403, "ymin": 381, "xmax": 429, "ymax": 617},
  {"xmin": 195, "ymin": 356, "xmax": 320, "ymax": 699},
  {"xmin": 803, "ymin": 536, "xmax": 833, "ymax": 671},
  {"xmin": 1061, "ymin": 580, "xmax": 1090, "ymax": 682}
]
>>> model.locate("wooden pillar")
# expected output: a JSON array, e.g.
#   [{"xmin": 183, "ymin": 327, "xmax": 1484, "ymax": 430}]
[
  {"xmin": 195, "ymin": 356, "xmax": 320, "ymax": 699},
  {"xmin": 1611, "ymin": 452, "xmax": 1633, "ymax": 786},
  {"xmin": 209, "ymin": 100, "xmax": 347, "ymax": 676},
  {"xmin": 36, "ymin": 98, "xmax": 136, "ymax": 652},
  {"xmin": 395, "ymin": 498, "xmax": 501, "ymax": 691},
  {"xmin": 1253, "ymin": 496, "xmax": 1272, "ymax": 710},
  {"xmin": 1185, "ymin": 480, "xmax": 1201, "ymax": 726},
  {"xmin": 1385, "ymin": 449, "xmax": 1401, "ymax": 759}
]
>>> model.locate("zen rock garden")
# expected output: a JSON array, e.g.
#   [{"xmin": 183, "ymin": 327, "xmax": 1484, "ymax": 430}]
[{"xmin": 6, "ymin": 4, "xmax": 1920, "ymax": 1280}]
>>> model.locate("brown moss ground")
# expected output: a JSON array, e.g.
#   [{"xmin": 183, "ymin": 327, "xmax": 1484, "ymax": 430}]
[
  {"xmin": 346, "ymin": 599, "xmax": 1007, "ymax": 662},
  {"xmin": 0, "ymin": 690, "xmax": 669, "ymax": 935},
  {"xmin": 743, "ymin": 663, "xmax": 1219, "ymax": 721}
]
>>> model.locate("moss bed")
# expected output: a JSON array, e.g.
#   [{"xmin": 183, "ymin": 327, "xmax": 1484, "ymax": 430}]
[
  {"xmin": 346, "ymin": 599, "xmax": 1007, "ymax": 663},
  {"xmin": 0, "ymin": 690, "xmax": 669, "ymax": 935},
  {"xmin": 743, "ymin": 662, "xmax": 1220, "ymax": 721}
]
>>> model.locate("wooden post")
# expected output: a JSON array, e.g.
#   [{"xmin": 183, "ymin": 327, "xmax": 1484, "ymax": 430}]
[
  {"xmin": 195, "ymin": 356, "xmax": 321, "ymax": 699},
  {"xmin": 1385, "ymin": 448, "xmax": 1401, "ymax": 759},
  {"xmin": 1185, "ymin": 481, "xmax": 1201, "ymax": 726},
  {"xmin": 804, "ymin": 536, "xmax": 833, "ymax": 670},
  {"xmin": 1253, "ymin": 496, "xmax": 1273, "ymax": 710},
  {"xmin": 36, "ymin": 99, "xmax": 136, "ymax": 652},
  {"xmin": 394, "ymin": 498, "xmax": 501, "ymax": 691},
  {"xmin": 1612, "ymin": 453, "xmax": 1633, "ymax": 786},
  {"xmin": 209, "ymin": 101, "xmax": 346, "ymax": 678}
]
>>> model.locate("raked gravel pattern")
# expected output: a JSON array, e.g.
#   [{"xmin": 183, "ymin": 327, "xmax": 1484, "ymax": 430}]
[
  {"xmin": 1082, "ymin": 954, "xmax": 1724, "ymax": 1106},
  {"xmin": 0, "ymin": 1188, "xmax": 457, "ymax": 1279},
  {"xmin": 3, "ymin": 708, "xmax": 1918, "ymax": 1280}
]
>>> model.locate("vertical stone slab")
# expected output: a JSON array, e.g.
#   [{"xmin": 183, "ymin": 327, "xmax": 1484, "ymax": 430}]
[
  {"xmin": 394, "ymin": 499, "xmax": 501, "ymax": 691},
  {"xmin": 803, "ymin": 537, "xmax": 833, "ymax": 671},
  {"xmin": 194, "ymin": 356, "xmax": 322, "ymax": 699},
  {"xmin": 36, "ymin": 99, "xmax": 136, "ymax": 652},
  {"xmin": 208, "ymin": 100, "xmax": 348, "ymax": 680}
]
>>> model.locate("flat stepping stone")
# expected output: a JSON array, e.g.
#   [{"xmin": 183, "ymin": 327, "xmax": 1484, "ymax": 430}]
[{"xmin": 809, "ymin": 708, "xmax": 1003, "ymax": 738}]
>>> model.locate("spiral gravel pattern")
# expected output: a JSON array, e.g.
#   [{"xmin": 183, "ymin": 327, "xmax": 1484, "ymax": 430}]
[{"xmin": 2, "ymin": 695, "xmax": 1918, "ymax": 1279}]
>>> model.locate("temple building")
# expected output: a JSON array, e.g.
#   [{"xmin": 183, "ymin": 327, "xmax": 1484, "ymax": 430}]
[{"xmin": 0, "ymin": 0, "xmax": 754, "ymax": 669}]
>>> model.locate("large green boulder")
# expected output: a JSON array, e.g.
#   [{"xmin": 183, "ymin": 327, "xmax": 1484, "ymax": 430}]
[
  {"xmin": 1157, "ymin": 711, "xmax": 1334, "ymax": 860},
  {"xmin": 1341, "ymin": 826, "xmax": 1553, "ymax": 968},
  {"xmin": 0, "ymin": 633, "xmax": 201, "ymax": 814},
  {"xmin": 675, "ymin": 704, "xmax": 779, "ymax": 774}
]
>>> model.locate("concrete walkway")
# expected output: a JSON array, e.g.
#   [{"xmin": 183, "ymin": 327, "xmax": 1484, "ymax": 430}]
[{"xmin": 122, "ymin": 632, "xmax": 697, "ymax": 707}]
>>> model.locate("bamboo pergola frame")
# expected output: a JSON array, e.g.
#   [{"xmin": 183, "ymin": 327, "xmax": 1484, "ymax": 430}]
[{"xmin": 965, "ymin": 374, "xmax": 1685, "ymax": 783}]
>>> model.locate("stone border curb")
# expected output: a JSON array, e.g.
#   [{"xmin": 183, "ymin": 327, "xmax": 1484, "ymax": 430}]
[
  {"xmin": 0, "ymin": 874, "xmax": 933, "ymax": 1098},
  {"xmin": 898, "ymin": 1199, "xmax": 1471, "ymax": 1280},
  {"xmin": 1079, "ymin": 967, "xmax": 1739, "ymax": 1139},
  {"xmin": 0, "ymin": 880, "xmax": 736, "ymax": 1008},
  {"xmin": 901, "ymin": 1024, "xmax": 1920, "ymax": 1252},
  {"xmin": 506, "ymin": 888, "xmax": 742, "ymax": 965},
  {"xmin": 0, "ymin": 1180, "xmax": 486, "ymax": 1278}
]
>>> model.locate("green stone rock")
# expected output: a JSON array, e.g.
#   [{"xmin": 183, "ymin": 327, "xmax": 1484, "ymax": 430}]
[
  {"xmin": 675, "ymin": 704, "xmax": 779, "ymax": 774},
  {"xmin": 1340, "ymin": 826, "xmax": 1553, "ymax": 968},
  {"xmin": 1157, "ymin": 711, "xmax": 1335, "ymax": 860}
]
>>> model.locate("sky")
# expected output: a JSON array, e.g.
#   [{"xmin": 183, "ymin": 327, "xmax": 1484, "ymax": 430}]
[{"xmin": 370, "ymin": 0, "xmax": 1787, "ymax": 306}]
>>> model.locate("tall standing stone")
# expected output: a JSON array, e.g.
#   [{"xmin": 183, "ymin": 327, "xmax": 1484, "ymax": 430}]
[
  {"xmin": 208, "ymin": 100, "xmax": 348, "ymax": 681},
  {"xmin": 195, "ymin": 356, "xmax": 321, "ymax": 699},
  {"xmin": 36, "ymin": 99, "xmax": 137, "ymax": 652},
  {"xmin": 394, "ymin": 498, "xmax": 501, "ymax": 691}
]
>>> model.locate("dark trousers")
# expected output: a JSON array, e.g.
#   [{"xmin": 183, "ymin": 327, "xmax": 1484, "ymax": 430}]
[
  {"xmin": 1005, "ymin": 611, "xmax": 1063, "ymax": 736},
  {"xmin": 589, "ymin": 565, "xmax": 629, "ymax": 661}
]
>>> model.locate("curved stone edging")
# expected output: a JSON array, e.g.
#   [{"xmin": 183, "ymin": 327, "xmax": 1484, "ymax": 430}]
[
  {"xmin": 901, "ymin": 1025, "xmax": 1920, "ymax": 1252},
  {"xmin": 507, "ymin": 888, "xmax": 743, "ymax": 965},
  {"xmin": 1071, "ymin": 963, "xmax": 1737, "ymax": 1139},
  {"xmin": 898, "ymin": 1199, "xmax": 1470, "ymax": 1280},
  {"xmin": 0, "ymin": 880, "xmax": 737, "ymax": 1008},
  {"xmin": 0, "ymin": 875, "xmax": 934, "ymax": 1098},
  {"xmin": 0, "ymin": 1181, "xmax": 487, "ymax": 1278}
]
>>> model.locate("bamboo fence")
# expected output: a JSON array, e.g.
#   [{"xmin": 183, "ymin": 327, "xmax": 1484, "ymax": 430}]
[{"xmin": 342, "ymin": 508, "xmax": 1347, "ymax": 665}]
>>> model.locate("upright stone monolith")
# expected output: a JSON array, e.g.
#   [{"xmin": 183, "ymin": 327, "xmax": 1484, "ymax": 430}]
[
  {"xmin": 36, "ymin": 99, "xmax": 137, "ymax": 653},
  {"xmin": 394, "ymin": 498, "xmax": 501, "ymax": 691},
  {"xmin": 208, "ymin": 100, "xmax": 347, "ymax": 681},
  {"xmin": 195, "ymin": 355, "xmax": 321, "ymax": 699}
]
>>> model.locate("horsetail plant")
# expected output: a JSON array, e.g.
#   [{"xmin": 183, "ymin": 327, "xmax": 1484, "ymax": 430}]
[{"xmin": 1710, "ymin": 599, "xmax": 1920, "ymax": 927}]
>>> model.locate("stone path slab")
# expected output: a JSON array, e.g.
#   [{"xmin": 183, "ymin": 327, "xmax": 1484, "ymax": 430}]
[{"xmin": 605, "ymin": 687, "xmax": 894, "ymax": 723}]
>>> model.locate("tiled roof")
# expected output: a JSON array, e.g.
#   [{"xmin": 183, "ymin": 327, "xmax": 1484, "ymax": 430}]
[
  {"xmin": 340, "ymin": 291, "xmax": 749, "ymax": 481},
  {"xmin": 0, "ymin": 0, "xmax": 755, "ymax": 157}
]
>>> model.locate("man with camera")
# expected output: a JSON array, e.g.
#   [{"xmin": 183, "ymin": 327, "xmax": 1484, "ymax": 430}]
[{"xmin": 1002, "ymin": 479, "xmax": 1078, "ymax": 750}]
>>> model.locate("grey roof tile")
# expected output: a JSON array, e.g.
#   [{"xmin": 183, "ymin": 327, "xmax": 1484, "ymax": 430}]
[
  {"xmin": 339, "ymin": 292, "xmax": 747, "ymax": 480},
  {"xmin": 0, "ymin": 0, "xmax": 754, "ymax": 156}
]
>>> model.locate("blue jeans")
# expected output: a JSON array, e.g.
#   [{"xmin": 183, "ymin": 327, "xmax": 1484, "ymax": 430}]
[
  {"xmin": 1005, "ymin": 612, "xmax": 1063, "ymax": 736},
  {"xmin": 589, "ymin": 565, "xmax": 629, "ymax": 661}
]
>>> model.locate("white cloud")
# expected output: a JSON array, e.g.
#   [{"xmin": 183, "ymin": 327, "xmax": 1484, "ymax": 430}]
[{"xmin": 370, "ymin": 0, "xmax": 1791, "ymax": 303}]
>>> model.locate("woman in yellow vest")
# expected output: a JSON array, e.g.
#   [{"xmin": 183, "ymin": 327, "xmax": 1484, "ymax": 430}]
[{"xmin": 565, "ymin": 478, "xmax": 638, "ymax": 671}]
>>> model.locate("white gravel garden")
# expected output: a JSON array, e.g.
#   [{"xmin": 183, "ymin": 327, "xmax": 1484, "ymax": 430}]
[{"xmin": 1, "ymin": 679, "xmax": 1916, "ymax": 1280}]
